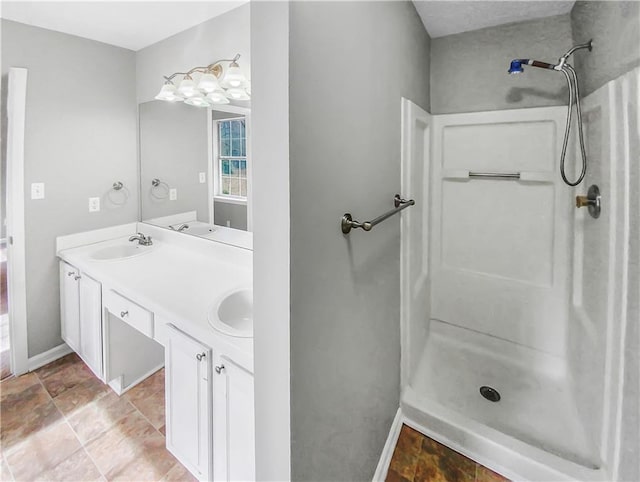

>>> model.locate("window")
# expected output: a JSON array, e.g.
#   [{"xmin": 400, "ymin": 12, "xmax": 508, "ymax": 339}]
[{"xmin": 217, "ymin": 118, "xmax": 247, "ymax": 199}]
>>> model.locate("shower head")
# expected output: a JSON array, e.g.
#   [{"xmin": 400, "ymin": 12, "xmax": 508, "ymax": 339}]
[
  {"xmin": 507, "ymin": 58, "xmax": 556, "ymax": 74},
  {"xmin": 508, "ymin": 60, "xmax": 524, "ymax": 75}
]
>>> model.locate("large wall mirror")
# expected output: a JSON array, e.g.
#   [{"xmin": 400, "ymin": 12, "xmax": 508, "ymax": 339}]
[{"xmin": 139, "ymin": 102, "xmax": 251, "ymax": 245}]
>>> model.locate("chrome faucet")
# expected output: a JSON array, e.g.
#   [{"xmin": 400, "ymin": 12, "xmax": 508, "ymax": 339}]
[
  {"xmin": 170, "ymin": 223, "xmax": 189, "ymax": 232},
  {"xmin": 129, "ymin": 232, "xmax": 153, "ymax": 246}
]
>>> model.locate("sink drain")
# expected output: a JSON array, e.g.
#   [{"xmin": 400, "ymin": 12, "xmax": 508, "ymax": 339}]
[{"xmin": 479, "ymin": 386, "xmax": 501, "ymax": 402}]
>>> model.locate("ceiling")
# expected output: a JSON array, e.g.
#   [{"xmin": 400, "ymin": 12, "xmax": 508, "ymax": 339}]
[
  {"xmin": 413, "ymin": 1, "xmax": 576, "ymax": 38},
  {"xmin": 0, "ymin": 1, "xmax": 248, "ymax": 51},
  {"xmin": 1, "ymin": 1, "xmax": 577, "ymax": 49}
]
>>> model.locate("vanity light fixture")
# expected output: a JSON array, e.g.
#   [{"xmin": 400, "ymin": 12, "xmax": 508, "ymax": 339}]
[{"xmin": 155, "ymin": 54, "xmax": 250, "ymax": 107}]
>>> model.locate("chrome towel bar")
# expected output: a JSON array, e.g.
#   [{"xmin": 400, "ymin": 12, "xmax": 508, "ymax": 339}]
[
  {"xmin": 468, "ymin": 171, "xmax": 521, "ymax": 179},
  {"xmin": 341, "ymin": 194, "xmax": 415, "ymax": 234}
]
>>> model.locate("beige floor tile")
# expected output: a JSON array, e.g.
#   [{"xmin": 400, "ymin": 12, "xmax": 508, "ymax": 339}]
[
  {"xmin": 0, "ymin": 373, "xmax": 40, "ymax": 401},
  {"xmin": 1, "ymin": 453, "xmax": 13, "ymax": 482},
  {"xmin": 67, "ymin": 392, "xmax": 136, "ymax": 444},
  {"xmin": 160, "ymin": 462, "xmax": 198, "ymax": 482},
  {"xmin": 34, "ymin": 353, "xmax": 82, "ymax": 381},
  {"xmin": 84, "ymin": 410, "xmax": 161, "ymax": 477},
  {"xmin": 34, "ymin": 448, "xmax": 103, "ymax": 482},
  {"xmin": 39, "ymin": 360, "xmax": 94, "ymax": 398},
  {"xmin": 53, "ymin": 376, "xmax": 110, "ymax": 417},
  {"xmin": 132, "ymin": 387, "xmax": 165, "ymax": 429},
  {"xmin": 107, "ymin": 435, "xmax": 177, "ymax": 482},
  {"xmin": 5, "ymin": 420, "xmax": 82, "ymax": 480},
  {"xmin": 124, "ymin": 369, "xmax": 164, "ymax": 404},
  {"xmin": 1, "ymin": 382, "xmax": 63, "ymax": 451}
]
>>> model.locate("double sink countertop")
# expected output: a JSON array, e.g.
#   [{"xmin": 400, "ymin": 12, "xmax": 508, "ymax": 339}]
[{"xmin": 57, "ymin": 223, "xmax": 254, "ymax": 373}]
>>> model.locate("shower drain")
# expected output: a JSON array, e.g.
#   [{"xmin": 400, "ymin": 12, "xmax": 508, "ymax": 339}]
[{"xmin": 479, "ymin": 386, "xmax": 501, "ymax": 402}]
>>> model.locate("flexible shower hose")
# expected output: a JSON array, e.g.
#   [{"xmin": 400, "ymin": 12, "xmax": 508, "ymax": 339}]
[{"xmin": 559, "ymin": 64, "xmax": 588, "ymax": 187}]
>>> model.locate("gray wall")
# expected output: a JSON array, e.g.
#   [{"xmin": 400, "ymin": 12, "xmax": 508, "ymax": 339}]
[
  {"xmin": 430, "ymin": 13, "xmax": 573, "ymax": 114},
  {"xmin": 1, "ymin": 20, "xmax": 137, "ymax": 357},
  {"xmin": 213, "ymin": 202, "xmax": 247, "ymax": 230},
  {"xmin": 288, "ymin": 2, "xmax": 430, "ymax": 480},
  {"xmin": 571, "ymin": 1, "xmax": 640, "ymax": 97},
  {"xmin": 139, "ymin": 100, "xmax": 209, "ymax": 223},
  {"xmin": 135, "ymin": 4, "xmax": 250, "ymax": 104}
]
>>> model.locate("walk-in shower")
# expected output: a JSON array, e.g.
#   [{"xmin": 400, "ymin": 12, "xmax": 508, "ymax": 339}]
[
  {"xmin": 398, "ymin": 61, "xmax": 638, "ymax": 481},
  {"xmin": 508, "ymin": 41, "xmax": 593, "ymax": 186}
]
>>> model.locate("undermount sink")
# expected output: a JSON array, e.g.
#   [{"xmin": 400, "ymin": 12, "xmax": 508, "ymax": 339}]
[
  {"xmin": 90, "ymin": 243, "xmax": 152, "ymax": 261},
  {"xmin": 209, "ymin": 289, "xmax": 253, "ymax": 338}
]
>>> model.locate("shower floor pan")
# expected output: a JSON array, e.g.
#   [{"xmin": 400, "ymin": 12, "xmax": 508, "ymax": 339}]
[{"xmin": 402, "ymin": 320, "xmax": 606, "ymax": 482}]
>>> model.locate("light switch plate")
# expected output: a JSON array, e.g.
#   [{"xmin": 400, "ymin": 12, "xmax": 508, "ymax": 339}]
[
  {"xmin": 199, "ymin": 172, "xmax": 206, "ymax": 183},
  {"xmin": 31, "ymin": 183, "xmax": 45, "ymax": 200},
  {"xmin": 169, "ymin": 188, "xmax": 177, "ymax": 201},
  {"xmin": 89, "ymin": 197, "xmax": 100, "ymax": 212}
]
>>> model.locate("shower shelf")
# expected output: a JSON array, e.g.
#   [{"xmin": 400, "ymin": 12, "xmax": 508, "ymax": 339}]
[{"xmin": 442, "ymin": 169, "xmax": 554, "ymax": 182}]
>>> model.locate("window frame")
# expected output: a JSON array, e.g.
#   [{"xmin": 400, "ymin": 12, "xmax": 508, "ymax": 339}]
[
  {"xmin": 208, "ymin": 105, "xmax": 252, "ymax": 230},
  {"xmin": 214, "ymin": 116, "xmax": 248, "ymax": 203}
]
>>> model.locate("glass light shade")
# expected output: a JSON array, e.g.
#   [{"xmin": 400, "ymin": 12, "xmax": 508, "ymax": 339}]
[
  {"xmin": 155, "ymin": 83, "xmax": 183, "ymax": 101},
  {"xmin": 206, "ymin": 91, "xmax": 230, "ymax": 105},
  {"xmin": 225, "ymin": 87, "xmax": 250, "ymax": 101},
  {"xmin": 220, "ymin": 62, "xmax": 248, "ymax": 88},
  {"xmin": 184, "ymin": 94, "xmax": 212, "ymax": 107},
  {"xmin": 178, "ymin": 77, "xmax": 197, "ymax": 97},
  {"xmin": 197, "ymin": 73, "xmax": 220, "ymax": 93}
]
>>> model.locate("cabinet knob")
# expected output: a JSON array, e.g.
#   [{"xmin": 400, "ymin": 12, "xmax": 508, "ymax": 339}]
[
  {"xmin": 215, "ymin": 364, "xmax": 225, "ymax": 374},
  {"xmin": 120, "ymin": 310, "xmax": 129, "ymax": 318},
  {"xmin": 74, "ymin": 275, "xmax": 81, "ymax": 280},
  {"xmin": 196, "ymin": 352, "xmax": 207, "ymax": 361},
  {"xmin": 67, "ymin": 271, "xmax": 75, "ymax": 277}
]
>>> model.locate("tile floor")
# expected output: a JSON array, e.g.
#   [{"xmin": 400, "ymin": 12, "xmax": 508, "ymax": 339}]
[
  {"xmin": 386, "ymin": 425, "xmax": 509, "ymax": 482},
  {"xmin": 0, "ymin": 353, "xmax": 195, "ymax": 481}
]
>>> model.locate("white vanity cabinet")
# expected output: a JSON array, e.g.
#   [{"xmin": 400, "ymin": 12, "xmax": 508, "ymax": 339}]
[
  {"xmin": 213, "ymin": 356, "xmax": 255, "ymax": 482},
  {"xmin": 165, "ymin": 324, "xmax": 213, "ymax": 481},
  {"xmin": 59, "ymin": 261, "xmax": 103, "ymax": 378}
]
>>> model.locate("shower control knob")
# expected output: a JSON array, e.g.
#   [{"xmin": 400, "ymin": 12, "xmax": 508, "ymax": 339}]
[{"xmin": 575, "ymin": 184, "xmax": 601, "ymax": 219}]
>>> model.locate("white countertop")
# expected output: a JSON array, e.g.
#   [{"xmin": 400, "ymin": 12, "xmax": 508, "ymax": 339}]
[{"xmin": 57, "ymin": 224, "xmax": 254, "ymax": 372}]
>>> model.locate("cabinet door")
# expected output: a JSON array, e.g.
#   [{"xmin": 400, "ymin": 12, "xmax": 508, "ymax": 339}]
[
  {"xmin": 165, "ymin": 325, "xmax": 212, "ymax": 481},
  {"xmin": 78, "ymin": 273, "xmax": 102, "ymax": 379},
  {"xmin": 213, "ymin": 357, "xmax": 255, "ymax": 482},
  {"xmin": 59, "ymin": 261, "xmax": 80, "ymax": 352}
]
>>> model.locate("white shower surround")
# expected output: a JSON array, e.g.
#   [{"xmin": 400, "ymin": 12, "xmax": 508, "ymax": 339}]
[{"xmin": 393, "ymin": 67, "xmax": 639, "ymax": 482}]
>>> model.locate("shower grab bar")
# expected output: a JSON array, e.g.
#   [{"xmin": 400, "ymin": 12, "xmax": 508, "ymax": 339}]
[
  {"xmin": 468, "ymin": 171, "xmax": 521, "ymax": 179},
  {"xmin": 341, "ymin": 194, "xmax": 415, "ymax": 234}
]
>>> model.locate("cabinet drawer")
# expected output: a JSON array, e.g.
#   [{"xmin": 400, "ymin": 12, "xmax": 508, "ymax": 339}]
[{"xmin": 104, "ymin": 290, "xmax": 154, "ymax": 338}]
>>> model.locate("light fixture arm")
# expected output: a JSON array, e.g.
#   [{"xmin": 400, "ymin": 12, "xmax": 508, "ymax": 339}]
[{"xmin": 162, "ymin": 54, "xmax": 242, "ymax": 82}]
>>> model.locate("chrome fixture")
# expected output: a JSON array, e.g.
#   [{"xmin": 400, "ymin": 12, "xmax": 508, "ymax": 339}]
[
  {"xmin": 342, "ymin": 194, "xmax": 415, "ymax": 234},
  {"xmin": 155, "ymin": 53, "xmax": 250, "ymax": 107},
  {"xmin": 129, "ymin": 232, "xmax": 153, "ymax": 246},
  {"xmin": 196, "ymin": 352, "xmax": 206, "ymax": 361},
  {"xmin": 170, "ymin": 223, "xmax": 190, "ymax": 232},
  {"xmin": 469, "ymin": 171, "xmax": 521, "ymax": 180},
  {"xmin": 112, "ymin": 181, "xmax": 124, "ymax": 191},
  {"xmin": 150, "ymin": 178, "xmax": 170, "ymax": 200},
  {"xmin": 215, "ymin": 364, "xmax": 225, "ymax": 374},
  {"xmin": 576, "ymin": 184, "xmax": 601, "ymax": 219},
  {"xmin": 508, "ymin": 40, "xmax": 593, "ymax": 186}
]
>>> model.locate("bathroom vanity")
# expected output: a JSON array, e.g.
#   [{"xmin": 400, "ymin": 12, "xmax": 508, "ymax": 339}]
[{"xmin": 56, "ymin": 223, "xmax": 254, "ymax": 482}]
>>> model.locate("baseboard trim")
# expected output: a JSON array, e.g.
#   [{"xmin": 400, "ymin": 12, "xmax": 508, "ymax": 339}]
[
  {"xmin": 28, "ymin": 343, "xmax": 73, "ymax": 371},
  {"xmin": 372, "ymin": 407, "xmax": 403, "ymax": 481}
]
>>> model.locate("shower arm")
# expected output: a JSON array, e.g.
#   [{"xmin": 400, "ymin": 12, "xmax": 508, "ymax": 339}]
[{"xmin": 555, "ymin": 40, "xmax": 593, "ymax": 70}]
